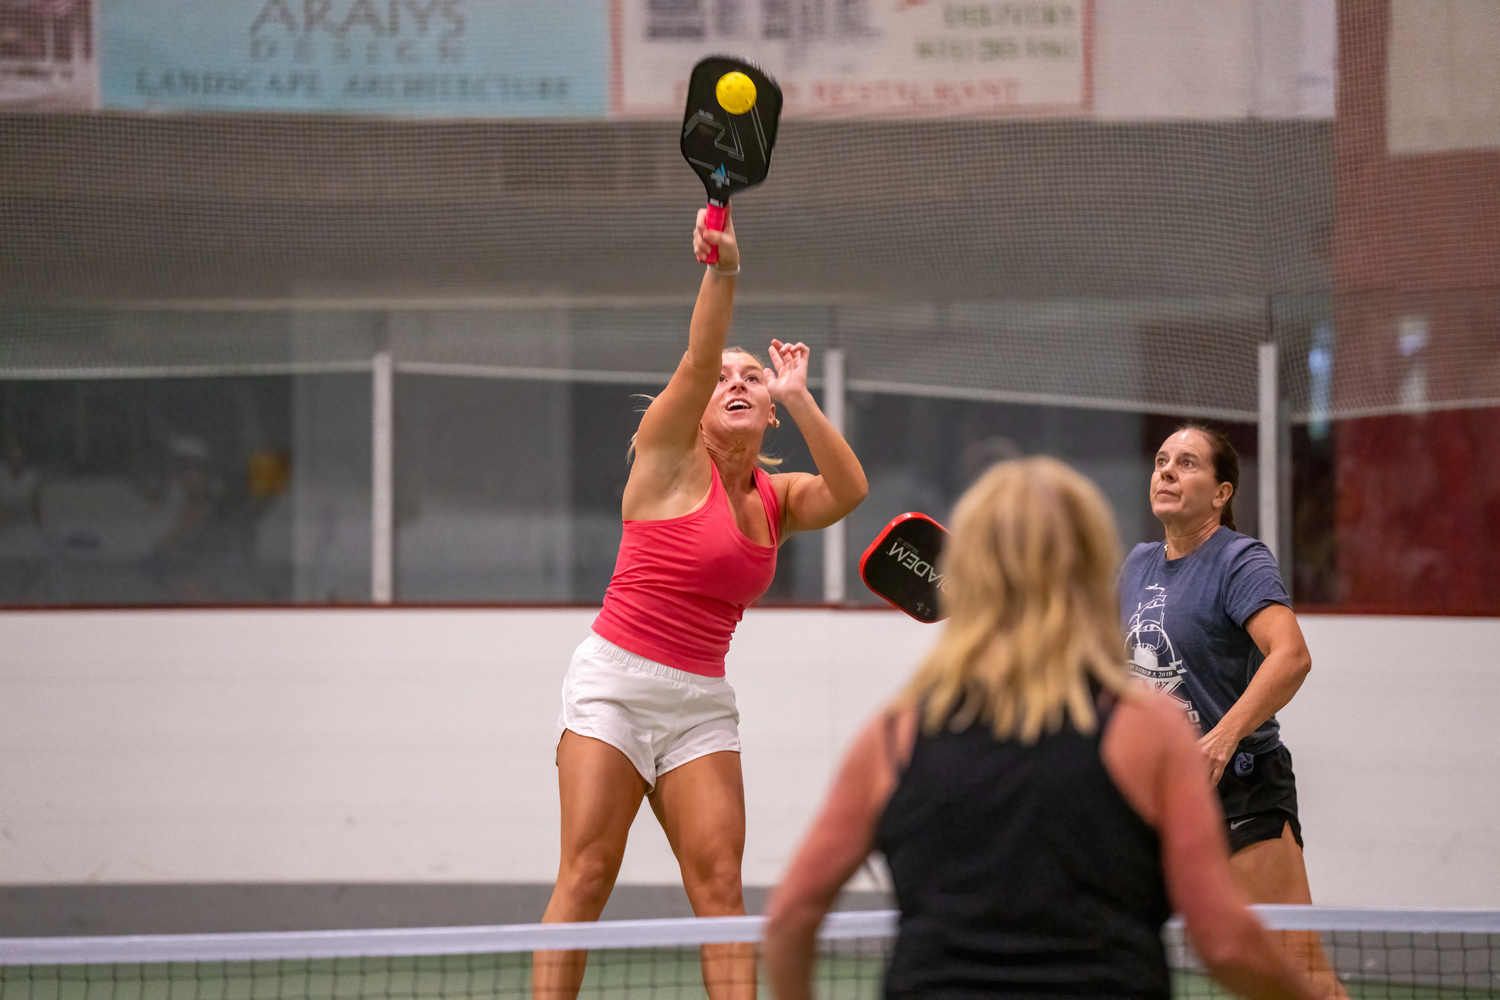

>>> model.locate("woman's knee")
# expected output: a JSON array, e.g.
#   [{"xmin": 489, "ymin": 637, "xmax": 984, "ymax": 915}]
[
  {"xmin": 682, "ymin": 851, "xmax": 744, "ymax": 907},
  {"xmin": 557, "ymin": 848, "xmax": 625, "ymax": 906}
]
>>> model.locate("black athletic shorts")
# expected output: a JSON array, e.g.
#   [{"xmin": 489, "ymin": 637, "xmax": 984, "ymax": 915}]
[{"xmin": 1215, "ymin": 744, "xmax": 1303, "ymax": 854}]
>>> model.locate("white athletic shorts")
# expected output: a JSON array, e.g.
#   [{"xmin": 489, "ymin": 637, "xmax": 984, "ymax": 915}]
[{"xmin": 556, "ymin": 632, "xmax": 741, "ymax": 789}]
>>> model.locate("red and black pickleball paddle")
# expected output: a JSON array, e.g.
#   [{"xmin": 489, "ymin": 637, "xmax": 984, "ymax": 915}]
[
  {"xmin": 680, "ymin": 55, "xmax": 783, "ymax": 264},
  {"xmin": 859, "ymin": 513, "xmax": 950, "ymax": 623}
]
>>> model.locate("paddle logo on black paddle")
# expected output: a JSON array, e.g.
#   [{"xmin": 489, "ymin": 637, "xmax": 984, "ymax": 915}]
[
  {"xmin": 860, "ymin": 513, "xmax": 950, "ymax": 623},
  {"xmin": 680, "ymin": 55, "xmax": 782, "ymax": 264}
]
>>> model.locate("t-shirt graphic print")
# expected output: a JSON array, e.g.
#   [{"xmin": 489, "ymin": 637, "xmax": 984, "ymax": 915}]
[{"xmin": 1124, "ymin": 583, "xmax": 1199, "ymax": 725}]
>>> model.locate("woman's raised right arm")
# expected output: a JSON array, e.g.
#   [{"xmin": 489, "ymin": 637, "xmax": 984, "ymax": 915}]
[{"xmin": 632, "ymin": 209, "xmax": 741, "ymax": 457}]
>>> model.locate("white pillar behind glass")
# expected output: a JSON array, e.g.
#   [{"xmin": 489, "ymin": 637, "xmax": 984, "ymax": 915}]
[
  {"xmin": 371, "ymin": 351, "xmax": 395, "ymax": 604},
  {"xmin": 822, "ymin": 348, "xmax": 847, "ymax": 603},
  {"xmin": 1257, "ymin": 342, "xmax": 1279, "ymax": 566}
]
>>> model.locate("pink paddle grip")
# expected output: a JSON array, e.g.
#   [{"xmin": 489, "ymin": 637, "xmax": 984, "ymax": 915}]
[{"xmin": 703, "ymin": 202, "xmax": 728, "ymax": 265}]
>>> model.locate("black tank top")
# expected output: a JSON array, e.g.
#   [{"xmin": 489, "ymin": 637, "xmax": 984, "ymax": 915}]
[{"xmin": 875, "ymin": 696, "xmax": 1171, "ymax": 999}]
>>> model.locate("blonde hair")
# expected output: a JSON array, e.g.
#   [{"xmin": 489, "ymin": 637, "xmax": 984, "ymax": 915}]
[
  {"xmin": 625, "ymin": 347, "xmax": 783, "ymax": 469},
  {"xmin": 900, "ymin": 456, "xmax": 1130, "ymax": 744}
]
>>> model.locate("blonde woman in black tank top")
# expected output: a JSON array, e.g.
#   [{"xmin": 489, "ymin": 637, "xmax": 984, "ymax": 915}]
[{"xmin": 764, "ymin": 457, "xmax": 1321, "ymax": 1000}]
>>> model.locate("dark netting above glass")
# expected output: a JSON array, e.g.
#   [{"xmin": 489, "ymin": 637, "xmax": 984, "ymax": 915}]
[
  {"xmin": 4, "ymin": 109, "xmax": 1491, "ymax": 423},
  {"xmin": 1, "ymin": 113, "xmax": 1339, "ymax": 420},
  {"xmin": 0, "ymin": 308, "xmax": 380, "ymax": 376}
]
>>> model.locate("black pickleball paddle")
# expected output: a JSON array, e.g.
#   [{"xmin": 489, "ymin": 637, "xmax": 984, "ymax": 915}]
[
  {"xmin": 680, "ymin": 55, "xmax": 783, "ymax": 264},
  {"xmin": 859, "ymin": 513, "xmax": 950, "ymax": 623}
]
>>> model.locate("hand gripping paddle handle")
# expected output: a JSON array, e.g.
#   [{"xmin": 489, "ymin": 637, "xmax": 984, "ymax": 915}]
[{"xmin": 703, "ymin": 201, "xmax": 727, "ymax": 265}]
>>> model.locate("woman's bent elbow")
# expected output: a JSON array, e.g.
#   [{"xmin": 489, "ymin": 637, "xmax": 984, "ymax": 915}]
[
  {"xmin": 842, "ymin": 474, "xmax": 869, "ymax": 509},
  {"xmin": 820, "ymin": 484, "xmax": 867, "ymax": 525}
]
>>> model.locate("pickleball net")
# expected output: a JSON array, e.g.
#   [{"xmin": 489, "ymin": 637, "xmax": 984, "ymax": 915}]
[{"xmin": 3, "ymin": 907, "xmax": 1497, "ymax": 1000}]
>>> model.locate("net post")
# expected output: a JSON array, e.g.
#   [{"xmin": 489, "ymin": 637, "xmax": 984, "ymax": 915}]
[
  {"xmin": 822, "ymin": 347, "xmax": 847, "ymax": 604},
  {"xmin": 1257, "ymin": 340, "xmax": 1279, "ymax": 565},
  {"xmin": 372, "ymin": 349, "xmax": 395, "ymax": 605}
]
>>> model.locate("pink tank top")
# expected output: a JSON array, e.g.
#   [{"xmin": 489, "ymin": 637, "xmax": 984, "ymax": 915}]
[{"xmin": 592, "ymin": 463, "xmax": 781, "ymax": 677}]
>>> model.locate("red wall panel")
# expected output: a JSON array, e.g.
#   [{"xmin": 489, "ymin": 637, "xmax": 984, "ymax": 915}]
[{"xmin": 1331, "ymin": 1, "xmax": 1500, "ymax": 614}]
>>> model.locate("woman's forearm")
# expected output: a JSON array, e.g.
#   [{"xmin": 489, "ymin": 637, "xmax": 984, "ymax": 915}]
[
  {"xmin": 1214, "ymin": 648, "xmax": 1309, "ymax": 745},
  {"xmin": 779, "ymin": 388, "xmax": 867, "ymax": 509},
  {"xmin": 1192, "ymin": 909, "xmax": 1319, "ymax": 1000},
  {"xmin": 762, "ymin": 901, "xmax": 823, "ymax": 1000},
  {"xmin": 686, "ymin": 268, "xmax": 736, "ymax": 368},
  {"xmin": 1198, "ymin": 645, "xmax": 1310, "ymax": 781}
]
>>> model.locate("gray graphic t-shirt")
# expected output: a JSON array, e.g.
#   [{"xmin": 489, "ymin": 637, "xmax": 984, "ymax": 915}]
[{"xmin": 1118, "ymin": 527, "xmax": 1290, "ymax": 756}]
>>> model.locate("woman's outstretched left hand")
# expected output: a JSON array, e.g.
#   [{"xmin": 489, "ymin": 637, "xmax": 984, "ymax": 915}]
[{"xmin": 766, "ymin": 339, "xmax": 810, "ymax": 403}]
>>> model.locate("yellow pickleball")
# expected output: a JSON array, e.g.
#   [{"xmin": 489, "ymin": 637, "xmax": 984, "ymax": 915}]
[{"xmin": 715, "ymin": 71, "xmax": 757, "ymax": 115}]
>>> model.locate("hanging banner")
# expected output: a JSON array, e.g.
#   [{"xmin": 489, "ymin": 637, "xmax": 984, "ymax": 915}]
[
  {"xmin": 0, "ymin": 0, "xmax": 99, "ymax": 110},
  {"xmin": 614, "ymin": 0, "xmax": 1090, "ymax": 118},
  {"xmin": 99, "ymin": 0, "xmax": 608, "ymax": 117}
]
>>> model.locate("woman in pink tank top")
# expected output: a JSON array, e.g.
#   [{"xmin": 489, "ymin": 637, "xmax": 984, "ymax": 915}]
[{"xmin": 534, "ymin": 208, "xmax": 868, "ymax": 1000}]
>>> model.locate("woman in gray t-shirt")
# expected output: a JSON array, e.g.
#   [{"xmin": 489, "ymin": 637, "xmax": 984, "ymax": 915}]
[{"xmin": 1120, "ymin": 424, "xmax": 1345, "ymax": 998}]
